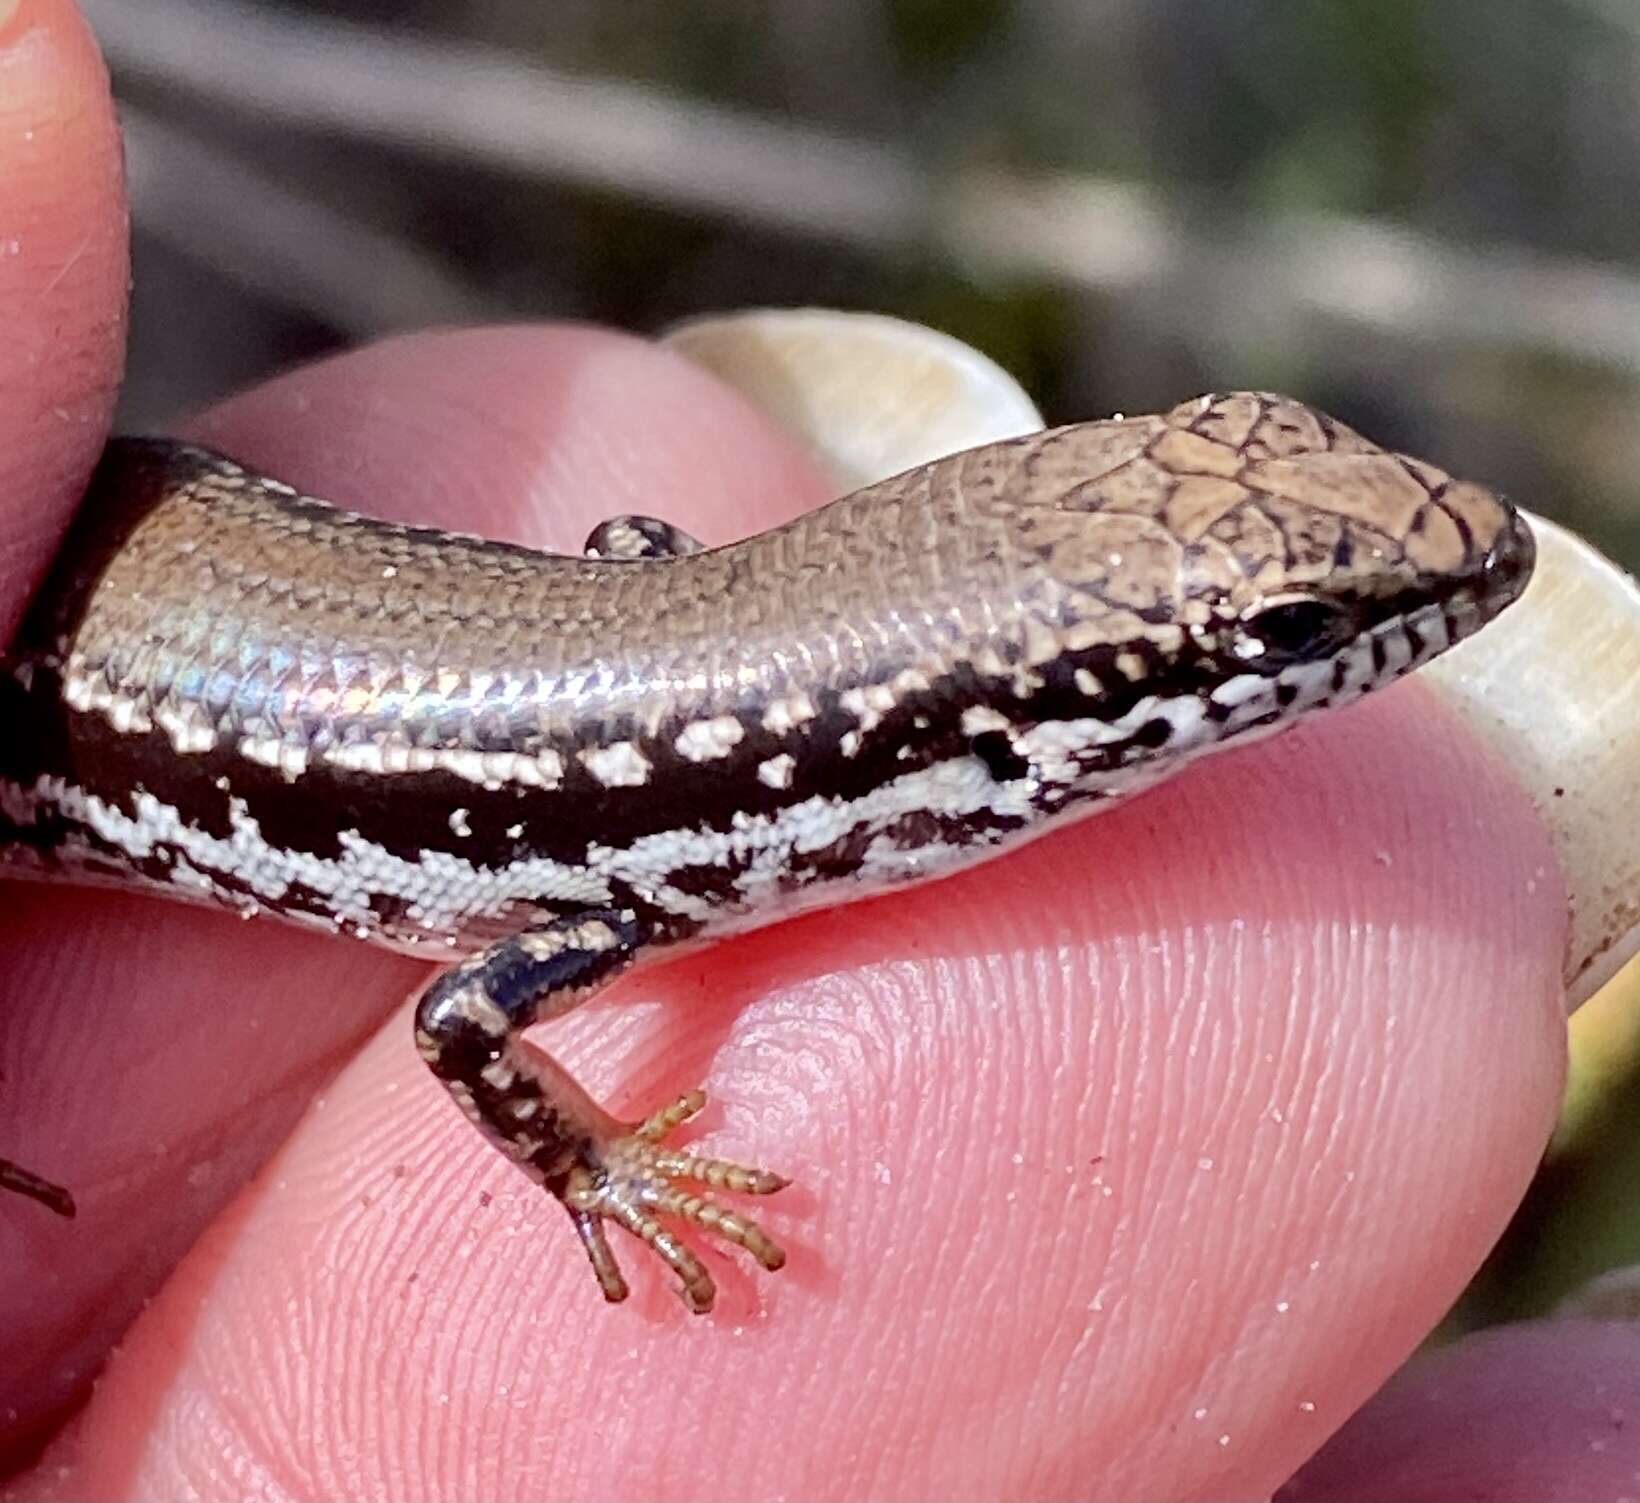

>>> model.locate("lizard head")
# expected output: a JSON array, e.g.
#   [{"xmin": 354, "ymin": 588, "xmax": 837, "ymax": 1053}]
[{"xmin": 955, "ymin": 391, "xmax": 1535, "ymax": 796}]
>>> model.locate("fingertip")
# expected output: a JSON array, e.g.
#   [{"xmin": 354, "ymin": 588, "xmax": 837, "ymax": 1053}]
[
  {"xmin": 21, "ymin": 686, "xmax": 1571, "ymax": 1501},
  {"xmin": 0, "ymin": 0, "xmax": 128, "ymax": 634}
]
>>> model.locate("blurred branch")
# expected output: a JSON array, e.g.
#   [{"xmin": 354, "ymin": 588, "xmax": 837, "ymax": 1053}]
[
  {"xmin": 86, "ymin": 0, "xmax": 924, "ymax": 250},
  {"xmin": 85, "ymin": 0, "xmax": 1640, "ymax": 377},
  {"xmin": 949, "ymin": 174, "xmax": 1640, "ymax": 378},
  {"xmin": 120, "ymin": 108, "xmax": 502, "ymax": 334}
]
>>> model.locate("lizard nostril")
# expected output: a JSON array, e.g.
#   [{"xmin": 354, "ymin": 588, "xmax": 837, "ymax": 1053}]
[{"xmin": 1482, "ymin": 513, "xmax": 1536, "ymax": 601}]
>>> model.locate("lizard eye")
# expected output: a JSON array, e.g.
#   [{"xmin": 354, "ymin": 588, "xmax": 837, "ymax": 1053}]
[{"xmin": 1234, "ymin": 598, "xmax": 1357, "ymax": 670}]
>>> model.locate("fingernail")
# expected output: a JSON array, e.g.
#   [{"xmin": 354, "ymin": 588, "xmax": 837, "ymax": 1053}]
[{"xmin": 0, "ymin": 0, "xmax": 23, "ymax": 40}]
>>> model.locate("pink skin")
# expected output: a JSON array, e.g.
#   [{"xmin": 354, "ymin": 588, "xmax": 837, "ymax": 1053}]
[
  {"xmin": 0, "ymin": 0, "xmax": 127, "ymax": 641},
  {"xmin": 1281, "ymin": 1320, "xmax": 1640, "ymax": 1502},
  {"xmin": 2, "ymin": 1, "xmax": 1629, "ymax": 1496}
]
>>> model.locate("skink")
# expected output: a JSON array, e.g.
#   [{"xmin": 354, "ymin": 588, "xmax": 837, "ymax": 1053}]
[{"xmin": 0, "ymin": 391, "xmax": 1535, "ymax": 1311}]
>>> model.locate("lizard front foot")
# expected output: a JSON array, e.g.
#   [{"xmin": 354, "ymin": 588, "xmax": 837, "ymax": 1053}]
[
  {"xmin": 415, "ymin": 913, "xmax": 790, "ymax": 1313},
  {"xmin": 561, "ymin": 1089, "xmax": 787, "ymax": 1313}
]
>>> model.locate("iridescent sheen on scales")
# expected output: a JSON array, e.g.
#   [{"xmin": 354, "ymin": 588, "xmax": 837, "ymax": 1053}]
[{"xmin": 0, "ymin": 392, "xmax": 1535, "ymax": 1310}]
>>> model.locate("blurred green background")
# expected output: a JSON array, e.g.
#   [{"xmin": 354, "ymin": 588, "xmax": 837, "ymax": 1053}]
[
  {"xmin": 77, "ymin": 0, "xmax": 1640, "ymax": 1334},
  {"xmin": 87, "ymin": 0, "xmax": 1640, "ymax": 571}
]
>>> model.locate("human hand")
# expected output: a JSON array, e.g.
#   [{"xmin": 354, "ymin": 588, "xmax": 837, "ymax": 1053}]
[{"xmin": 4, "ymin": 3, "xmax": 1623, "ymax": 1498}]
